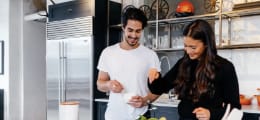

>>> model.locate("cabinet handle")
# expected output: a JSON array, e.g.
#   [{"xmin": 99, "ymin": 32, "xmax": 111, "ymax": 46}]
[
  {"xmin": 67, "ymin": 8, "xmax": 73, "ymax": 13},
  {"xmin": 149, "ymin": 106, "xmax": 157, "ymax": 111}
]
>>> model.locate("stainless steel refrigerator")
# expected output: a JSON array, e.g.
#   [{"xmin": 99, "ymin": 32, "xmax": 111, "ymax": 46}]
[{"xmin": 46, "ymin": 16, "xmax": 94, "ymax": 120}]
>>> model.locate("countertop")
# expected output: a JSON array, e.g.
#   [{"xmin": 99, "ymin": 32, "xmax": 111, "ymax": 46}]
[
  {"xmin": 242, "ymin": 105, "xmax": 260, "ymax": 114},
  {"xmin": 95, "ymin": 98, "xmax": 260, "ymax": 114}
]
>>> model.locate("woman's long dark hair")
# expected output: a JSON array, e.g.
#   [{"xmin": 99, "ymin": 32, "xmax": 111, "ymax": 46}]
[{"xmin": 175, "ymin": 19, "xmax": 218, "ymax": 102}]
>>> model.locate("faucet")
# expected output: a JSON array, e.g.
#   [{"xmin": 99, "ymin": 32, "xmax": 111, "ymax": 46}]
[{"xmin": 160, "ymin": 56, "xmax": 171, "ymax": 71}]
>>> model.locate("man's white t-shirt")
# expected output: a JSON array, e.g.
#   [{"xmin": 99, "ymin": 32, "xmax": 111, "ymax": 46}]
[{"xmin": 97, "ymin": 43, "xmax": 161, "ymax": 120}]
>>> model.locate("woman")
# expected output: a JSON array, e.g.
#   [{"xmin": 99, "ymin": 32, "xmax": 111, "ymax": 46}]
[{"xmin": 148, "ymin": 19, "xmax": 241, "ymax": 120}]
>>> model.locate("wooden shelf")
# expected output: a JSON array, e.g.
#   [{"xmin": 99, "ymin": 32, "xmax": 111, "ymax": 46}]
[
  {"xmin": 218, "ymin": 43, "xmax": 260, "ymax": 49},
  {"xmin": 222, "ymin": 7, "xmax": 260, "ymax": 18}
]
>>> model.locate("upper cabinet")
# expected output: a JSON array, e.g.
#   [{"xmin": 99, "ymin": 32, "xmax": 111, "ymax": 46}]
[{"xmin": 115, "ymin": 0, "xmax": 260, "ymax": 51}]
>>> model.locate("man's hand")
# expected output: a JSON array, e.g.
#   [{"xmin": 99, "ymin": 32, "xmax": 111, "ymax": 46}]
[
  {"xmin": 108, "ymin": 80, "xmax": 124, "ymax": 93},
  {"xmin": 128, "ymin": 96, "xmax": 147, "ymax": 108}
]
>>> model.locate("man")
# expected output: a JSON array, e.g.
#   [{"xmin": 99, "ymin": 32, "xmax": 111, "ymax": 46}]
[{"xmin": 96, "ymin": 7, "xmax": 160, "ymax": 120}]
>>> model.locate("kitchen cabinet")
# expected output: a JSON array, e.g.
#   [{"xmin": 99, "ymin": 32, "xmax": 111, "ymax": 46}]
[
  {"xmin": 243, "ymin": 113, "xmax": 260, "ymax": 120},
  {"xmin": 96, "ymin": 101, "xmax": 107, "ymax": 120}
]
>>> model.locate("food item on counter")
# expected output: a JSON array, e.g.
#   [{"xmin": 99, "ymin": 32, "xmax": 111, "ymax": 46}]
[
  {"xmin": 239, "ymin": 94, "xmax": 252, "ymax": 105},
  {"xmin": 159, "ymin": 117, "xmax": 167, "ymax": 120},
  {"xmin": 254, "ymin": 95, "xmax": 260, "ymax": 106}
]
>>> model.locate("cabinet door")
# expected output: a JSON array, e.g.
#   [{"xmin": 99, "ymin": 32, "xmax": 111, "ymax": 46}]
[
  {"xmin": 97, "ymin": 102, "xmax": 107, "ymax": 120},
  {"xmin": 243, "ymin": 113, "xmax": 260, "ymax": 120},
  {"xmin": 151, "ymin": 106, "xmax": 179, "ymax": 120}
]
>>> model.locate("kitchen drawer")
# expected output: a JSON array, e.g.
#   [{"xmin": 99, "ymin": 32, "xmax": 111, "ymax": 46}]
[{"xmin": 48, "ymin": 0, "xmax": 93, "ymax": 22}]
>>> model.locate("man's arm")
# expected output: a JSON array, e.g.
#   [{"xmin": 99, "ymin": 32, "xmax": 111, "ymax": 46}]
[
  {"xmin": 96, "ymin": 70, "xmax": 111, "ymax": 92},
  {"xmin": 96, "ymin": 70, "xmax": 124, "ymax": 93}
]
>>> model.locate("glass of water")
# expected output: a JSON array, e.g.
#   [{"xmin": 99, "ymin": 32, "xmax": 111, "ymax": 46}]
[{"xmin": 168, "ymin": 88, "xmax": 177, "ymax": 102}]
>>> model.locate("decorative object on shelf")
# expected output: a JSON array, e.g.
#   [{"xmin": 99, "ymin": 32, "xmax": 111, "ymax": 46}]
[
  {"xmin": 151, "ymin": 0, "xmax": 169, "ymax": 19},
  {"xmin": 233, "ymin": 1, "xmax": 260, "ymax": 10},
  {"xmin": 139, "ymin": 5, "xmax": 152, "ymax": 20},
  {"xmin": 172, "ymin": 23, "xmax": 186, "ymax": 31},
  {"xmin": 167, "ymin": 11, "xmax": 176, "ymax": 19},
  {"xmin": 222, "ymin": 0, "xmax": 234, "ymax": 12},
  {"xmin": 122, "ymin": 5, "xmax": 136, "ymax": 14},
  {"xmin": 204, "ymin": 0, "xmax": 220, "ymax": 13},
  {"xmin": 175, "ymin": 0, "xmax": 194, "ymax": 17},
  {"xmin": 32, "ymin": 0, "xmax": 46, "ymax": 11}
]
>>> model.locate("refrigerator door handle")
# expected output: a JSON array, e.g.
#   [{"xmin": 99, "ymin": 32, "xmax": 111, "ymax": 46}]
[
  {"xmin": 59, "ymin": 41, "xmax": 66, "ymax": 103},
  {"xmin": 63, "ymin": 41, "xmax": 67, "ymax": 101}
]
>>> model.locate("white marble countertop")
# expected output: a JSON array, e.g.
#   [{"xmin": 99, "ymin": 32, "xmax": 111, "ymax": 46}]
[
  {"xmin": 242, "ymin": 105, "xmax": 260, "ymax": 114},
  {"xmin": 94, "ymin": 98, "xmax": 260, "ymax": 114}
]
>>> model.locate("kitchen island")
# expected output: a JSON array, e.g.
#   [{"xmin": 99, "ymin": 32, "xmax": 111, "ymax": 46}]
[
  {"xmin": 94, "ymin": 98, "xmax": 179, "ymax": 120},
  {"xmin": 95, "ymin": 98, "xmax": 260, "ymax": 120}
]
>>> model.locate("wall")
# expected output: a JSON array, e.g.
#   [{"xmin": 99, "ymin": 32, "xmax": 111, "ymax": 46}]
[
  {"xmin": 0, "ymin": 0, "xmax": 46, "ymax": 120},
  {"xmin": 218, "ymin": 15, "xmax": 260, "ymax": 105},
  {"xmin": 22, "ymin": 0, "xmax": 46, "ymax": 119},
  {"xmin": 0, "ymin": 0, "xmax": 10, "ymax": 120},
  {"xmin": 9, "ymin": 0, "xmax": 23, "ymax": 119}
]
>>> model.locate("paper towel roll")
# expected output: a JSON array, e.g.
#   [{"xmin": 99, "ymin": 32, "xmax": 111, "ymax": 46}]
[{"xmin": 59, "ymin": 101, "xmax": 79, "ymax": 120}]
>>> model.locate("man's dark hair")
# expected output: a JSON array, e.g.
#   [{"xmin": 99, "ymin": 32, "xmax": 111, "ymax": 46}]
[{"xmin": 121, "ymin": 7, "xmax": 148, "ymax": 29}]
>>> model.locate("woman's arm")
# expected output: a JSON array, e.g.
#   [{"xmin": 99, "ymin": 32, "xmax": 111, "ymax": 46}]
[{"xmin": 148, "ymin": 59, "xmax": 181, "ymax": 95}]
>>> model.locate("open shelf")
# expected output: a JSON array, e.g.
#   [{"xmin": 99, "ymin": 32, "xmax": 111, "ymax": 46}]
[
  {"xmin": 109, "ymin": 2, "xmax": 260, "ymax": 51},
  {"xmin": 222, "ymin": 7, "xmax": 260, "ymax": 18},
  {"xmin": 218, "ymin": 43, "xmax": 260, "ymax": 49},
  {"xmin": 152, "ymin": 48, "xmax": 184, "ymax": 52},
  {"xmin": 148, "ymin": 12, "xmax": 219, "ymax": 24},
  {"xmin": 24, "ymin": 11, "xmax": 47, "ymax": 23}
]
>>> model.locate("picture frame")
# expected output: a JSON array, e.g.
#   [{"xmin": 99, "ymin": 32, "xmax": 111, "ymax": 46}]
[{"xmin": 0, "ymin": 41, "xmax": 4, "ymax": 74}]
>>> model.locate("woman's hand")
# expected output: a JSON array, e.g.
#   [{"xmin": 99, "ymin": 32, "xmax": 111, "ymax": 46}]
[
  {"xmin": 193, "ymin": 107, "xmax": 210, "ymax": 120},
  {"xmin": 148, "ymin": 68, "xmax": 159, "ymax": 83}
]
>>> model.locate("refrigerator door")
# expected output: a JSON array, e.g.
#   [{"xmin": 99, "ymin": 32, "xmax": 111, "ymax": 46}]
[
  {"xmin": 64, "ymin": 38, "xmax": 93, "ymax": 120},
  {"xmin": 46, "ymin": 40, "xmax": 63, "ymax": 120},
  {"xmin": 47, "ymin": 37, "xmax": 93, "ymax": 120}
]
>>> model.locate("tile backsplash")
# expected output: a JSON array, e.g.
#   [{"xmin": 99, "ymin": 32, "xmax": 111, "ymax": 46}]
[{"xmin": 219, "ymin": 49, "xmax": 260, "ymax": 97}]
